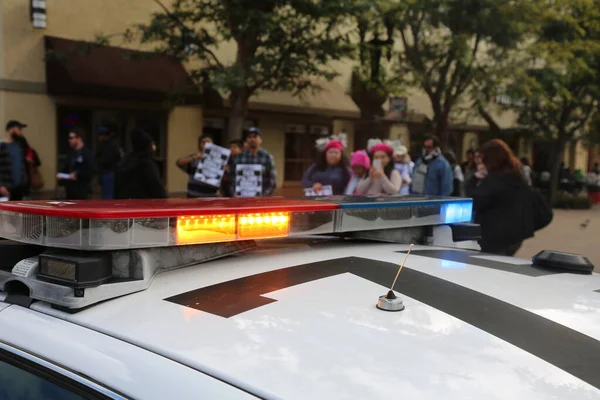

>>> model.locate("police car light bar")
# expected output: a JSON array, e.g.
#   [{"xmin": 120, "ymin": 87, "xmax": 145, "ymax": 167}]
[{"xmin": 0, "ymin": 196, "xmax": 473, "ymax": 251}]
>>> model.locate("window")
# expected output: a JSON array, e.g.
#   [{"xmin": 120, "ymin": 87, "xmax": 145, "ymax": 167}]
[
  {"xmin": 0, "ymin": 360, "xmax": 85, "ymax": 400},
  {"xmin": 284, "ymin": 124, "xmax": 330, "ymax": 182},
  {"xmin": 0, "ymin": 345, "xmax": 122, "ymax": 400}
]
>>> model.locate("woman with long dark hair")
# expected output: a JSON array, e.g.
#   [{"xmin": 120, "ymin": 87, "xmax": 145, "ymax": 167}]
[
  {"xmin": 356, "ymin": 140, "xmax": 402, "ymax": 195},
  {"xmin": 302, "ymin": 140, "xmax": 351, "ymax": 195},
  {"xmin": 466, "ymin": 139, "xmax": 534, "ymax": 255}
]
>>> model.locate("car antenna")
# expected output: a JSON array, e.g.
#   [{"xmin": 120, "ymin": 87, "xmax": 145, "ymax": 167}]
[{"xmin": 376, "ymin": 244, "xmax": 414, "ymax": 312}]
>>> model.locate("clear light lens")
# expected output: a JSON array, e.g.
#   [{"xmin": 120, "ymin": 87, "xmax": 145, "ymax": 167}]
[
  {"xmin": 442, "ymin": 202, "xmax": 473, "ymax": 224},
  {"xmin": 39, "ymin": 258, "xmax": 76, "ymax": 281}
]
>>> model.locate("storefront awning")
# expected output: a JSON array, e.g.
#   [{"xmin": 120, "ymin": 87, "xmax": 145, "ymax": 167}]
[
  {"xmin": 239, "ymin": 79, "xmax": 360, "ymax": 119},
  {"xmin": 44, "ymin": 36, "xmax": 206, "ymax": 104}
]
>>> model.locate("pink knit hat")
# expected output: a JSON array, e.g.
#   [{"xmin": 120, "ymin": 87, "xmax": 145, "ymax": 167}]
[
  {"xmin": 324, "ymin": 140, "xmax": 344, "ymax": 152},
  {"xmin": 351, "ymin": 150, "xmax": 371, "ymax": 169},
  {"xmin": 371, "ymin": 143, "xmax": 394, "ymax": 156}
]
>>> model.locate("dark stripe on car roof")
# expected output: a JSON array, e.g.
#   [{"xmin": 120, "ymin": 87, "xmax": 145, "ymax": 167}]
[
  {"xmin": 166, "ymin": 256, "xmax": 600, "ymax": 389},
  {"xmin": 403, "ymin": 249, "xmax": 557, "ymax": 277}
]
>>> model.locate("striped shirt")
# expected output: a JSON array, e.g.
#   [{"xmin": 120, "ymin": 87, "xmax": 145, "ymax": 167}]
[{"xmin": 178, "ymin": 154, "xmax": 219, "ymax": 198}]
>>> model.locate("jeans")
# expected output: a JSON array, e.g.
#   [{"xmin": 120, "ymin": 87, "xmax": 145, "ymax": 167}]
[{"xmin": 101, "ymin": 172, "xmax": 115, "ymax": 200}]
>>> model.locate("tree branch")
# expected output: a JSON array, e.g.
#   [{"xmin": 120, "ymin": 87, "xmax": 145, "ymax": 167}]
[{"xmin": 152, "ymin": 0, "xmax": 224, "ymax": 68}]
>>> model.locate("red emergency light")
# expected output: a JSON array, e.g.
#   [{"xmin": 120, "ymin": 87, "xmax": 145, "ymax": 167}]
[{"xmin": 0, "ymin": 198, "xmax": 338, "ymax": 250}]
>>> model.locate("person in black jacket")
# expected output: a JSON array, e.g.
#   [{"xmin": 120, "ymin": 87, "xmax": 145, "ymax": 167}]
[
  {"xmin": 466, "ymin": 139, "xmax": 534, "ymax": 256},
  {"xmin": 57, "ymin": 127, "xmax": 93, "ymax": 200},
  {"xmin": 96, "ymin": 125, "xmax": 122, "ymax": 200},
  {"xmin": 115, "ymin": 128, "xmax": 167, "ymax": 200}
]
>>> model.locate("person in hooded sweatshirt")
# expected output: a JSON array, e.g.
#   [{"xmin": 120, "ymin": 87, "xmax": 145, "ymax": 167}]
[
  {"xmin": 465, "ymin": 139, "xmax": 534, "ymax": 256},
  {"xmin": 115, "ymin": 128, "xmax": 167, "ymax": 200}
]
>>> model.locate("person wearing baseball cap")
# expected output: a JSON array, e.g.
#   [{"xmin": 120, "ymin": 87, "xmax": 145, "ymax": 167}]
[
  {"xmin": 0, "ymin": 121, "xmax": 31, "ymax": 200},
  {"xmin": 302, "ymin": 138, "xmax": 350, "ymax": 195},
  {"xmin": 229, "ymin": 127, "xmax": 277, "ymax": 196}
]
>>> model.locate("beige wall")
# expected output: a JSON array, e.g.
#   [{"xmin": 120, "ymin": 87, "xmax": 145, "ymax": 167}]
[
  {"xmin": 256, "ymin": 116, "xmax": 286, "ymax": 188},
  {"xmin": 332, "ymin": 119, "xmax": 355, "ymax": 154},
  {"xmin": 1, "ymin": 0, "xmax": 164, "ymax": 83},
  {"xmin": 166, "ymin": 106, "xmax": 203, "ymax": 193},
  {"xmin": 389, "ymin": 124, "xmax": 411, "ymax": 147},
  {"xmin": 462, "ymin": 132, "xmax": 479, "ymax": 160},
  {"xmin": 0, "ymin": 91, "xmax": 56, "ymax": 190},
  {"xmin": 573, "ymin": 141, "xmax": 588, "ymax": 172}
]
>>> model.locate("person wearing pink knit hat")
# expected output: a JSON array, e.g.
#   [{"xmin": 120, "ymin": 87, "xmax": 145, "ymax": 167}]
[
  {"xmin": 344, "ymin": 150, "xmax": 371, "ymax": 195},
  {"xmin": 302, "ymin": 139, "xmax": 351, "ymax": 195},
  {"xmin": 356, "ymin": 140, "xmax": 403, "ymax": 195}
]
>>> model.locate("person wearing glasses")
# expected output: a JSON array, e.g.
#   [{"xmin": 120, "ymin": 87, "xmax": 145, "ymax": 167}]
[
  {"xmin": 410, "ymin": 135, "xmax": 453, "ymax": 196},
  {"xmin": 56, "ymin": 127, "xmax": 93, "ymax": 200}
]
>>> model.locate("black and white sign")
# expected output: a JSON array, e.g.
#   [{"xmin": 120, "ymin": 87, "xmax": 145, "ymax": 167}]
[
  {"xmin": 193, "ymin": 143, "xmax": 231, "ymax": 187},
  {"xmin": 304, "ymin": 185, "xmax": 333, "ymax": 197},
  {"xmin": 235, "ymin": 164, "xmax": 263, "ymax": 197}
]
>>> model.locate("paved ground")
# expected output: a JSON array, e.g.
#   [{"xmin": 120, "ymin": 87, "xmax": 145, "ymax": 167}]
[{"xmin": 516, "ymin": 207, "xmax": 600, "ymax": 270}]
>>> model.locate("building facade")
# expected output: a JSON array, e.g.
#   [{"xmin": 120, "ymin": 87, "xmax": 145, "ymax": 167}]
[{"xmin": 0, "ymin": 0, "xmax": 590, "ymax": 198}]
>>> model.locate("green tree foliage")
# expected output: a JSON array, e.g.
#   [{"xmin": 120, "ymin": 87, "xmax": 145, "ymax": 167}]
[
  {"xmin": 129, "ymin": 0, "xmax": 357, "ymax": 141},
  {"xmin": 508, "ymin": 0, "xmax": 600, "ymax": 201},
  {"xmin": 388, "ymin": 0, "xmax": 541, "ymax": 146}
]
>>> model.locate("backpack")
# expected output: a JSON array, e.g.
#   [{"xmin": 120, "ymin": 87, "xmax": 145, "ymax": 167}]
[{"xmin": 531, "ymin": 188, "xmax": 553, "ymax": 231}]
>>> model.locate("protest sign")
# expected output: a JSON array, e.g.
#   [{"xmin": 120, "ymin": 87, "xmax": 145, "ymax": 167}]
[
  {"xmin": 193, "ymin": 143, "xmax": 231, "ymax": 187},
  {"xmin": 303, "ymin": 185, "xmax": 333, "ymax": 197},
  {"xmin": 235, "ymin": 164, "xmax": 263, "ymax": 197}
]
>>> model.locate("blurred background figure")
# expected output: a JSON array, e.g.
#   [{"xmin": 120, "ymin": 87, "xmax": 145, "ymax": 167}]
[
  {"xmin": 221, "ymin": 139, "xmax": 243, "ymax": 197},
  {"xmin": 394, "ymin": 146, "xmax": 413, "ymax": 195},
  {"xmin": 356, "ymin": 140, "xmax": 402, "ymax": 195},
  {"xmin": 57, "ymin": 127, "xmax": 93, "ymax": 200},
  {"xmin": 443, "ymin": 150, "xmax": 465, "ymax": 197},
  {"xmin": 115, "ymin": 128, "xmax": 166, "ymax": 200},
  {"xmin": 302, "ymin": 139, "xmax": 350, "ymax": 195},
  {"xmin": 176, "ymin": 134, "xmax": 219, "ymax": 198},
  {"xmin": 96, "ymin": 124, "xmax": 122, "ymax": 200},
  {"xmin": 345, "ymin": 150, "xmax": 370, "ymax": 195},
  {"xmin": 411, "ymin": 135, "xmax": 453, "ymax": 196},
  {"xmin": 461, "ymin": 149, "xmax": 475, "ymax": 177},
  {"xmin": 520, "ymin": 157, "xmax": 533, "ymax": 186},
  {"xmin": 466, "ymin": 139, "xmax": 533, "ymax": 256}
]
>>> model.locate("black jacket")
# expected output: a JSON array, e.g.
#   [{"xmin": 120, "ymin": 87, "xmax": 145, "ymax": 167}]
[
  {"xmin": 61, "ymin": 146, "xmax": 93, "ymax": 200},
  {"xmin": 115, "ymin": 130, "xmax": 167, "ymax": 200},
  {"xmin": 96, "ymin": 136, "xmax": 121, "ymax": 173},
  {"xmin": 466, "ymin": 172, "xmax": 534, "ymax": 253}
]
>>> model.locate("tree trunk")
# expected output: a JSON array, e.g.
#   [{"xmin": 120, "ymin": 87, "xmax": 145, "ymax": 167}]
[
  {"xmin": 433, "ymin": 112, "xmax": 450, "ymax": 149},
  {"xmin": 226, "ymin": 89, "xmax": 249, "ymax": 143},
  {"xmin": 548, "ymin": 135, "xmax": 567, "ymax": 206}
]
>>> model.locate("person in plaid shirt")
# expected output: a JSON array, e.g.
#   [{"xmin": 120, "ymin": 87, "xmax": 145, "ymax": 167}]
[{"xmin": 229, "ymin": 127, "xmax": 276, "ymax": 196}]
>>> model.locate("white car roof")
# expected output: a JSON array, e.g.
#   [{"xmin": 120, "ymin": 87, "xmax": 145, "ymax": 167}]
[{"xmin": 24, "ymin": 240, "xmax": 600, "ymax": 400}]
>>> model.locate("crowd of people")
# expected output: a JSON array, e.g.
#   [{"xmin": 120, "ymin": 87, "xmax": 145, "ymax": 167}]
[{"xmin": 1, "ymin": 119, "xmax": 553, "ymax": 256}]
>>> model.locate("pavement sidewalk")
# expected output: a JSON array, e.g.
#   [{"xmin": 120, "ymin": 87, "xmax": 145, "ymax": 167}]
[{"xmin": 516, "ymin": 207, "xmax": 600, "ymax": 270}]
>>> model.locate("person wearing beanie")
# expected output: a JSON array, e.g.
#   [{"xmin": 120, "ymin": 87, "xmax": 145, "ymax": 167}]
[
  {"xmin": 115, "ymin": 128, "xmax": 167, "ymax": 199},
  {"xmin": 344, "ymin": 150, "xmax": 370, "ymax": 195},
  {"xmin": 356, "ymin": 141, "xmax": 403, "ymax": 195},
  {"xmin": 302, "ymin": 140, "xmax": 351, "ymax": 195}
]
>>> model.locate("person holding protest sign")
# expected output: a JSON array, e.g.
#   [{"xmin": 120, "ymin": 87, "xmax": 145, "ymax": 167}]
[
  {"xmin": 302, "ymin": 135, "xmax": 350, "ymax": 196},
  {"xmin": 176, "ymin": 134, "xmax": 220, "ymax": 198},
  {"xmin": 229, "ymin": 127, "xmax": 276, "ymax": 197}
]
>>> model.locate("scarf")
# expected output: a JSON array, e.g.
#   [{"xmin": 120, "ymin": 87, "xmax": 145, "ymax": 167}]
[{"xmin": 422, "ymin": 147, "xmax": 441, "ymax": 163}]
